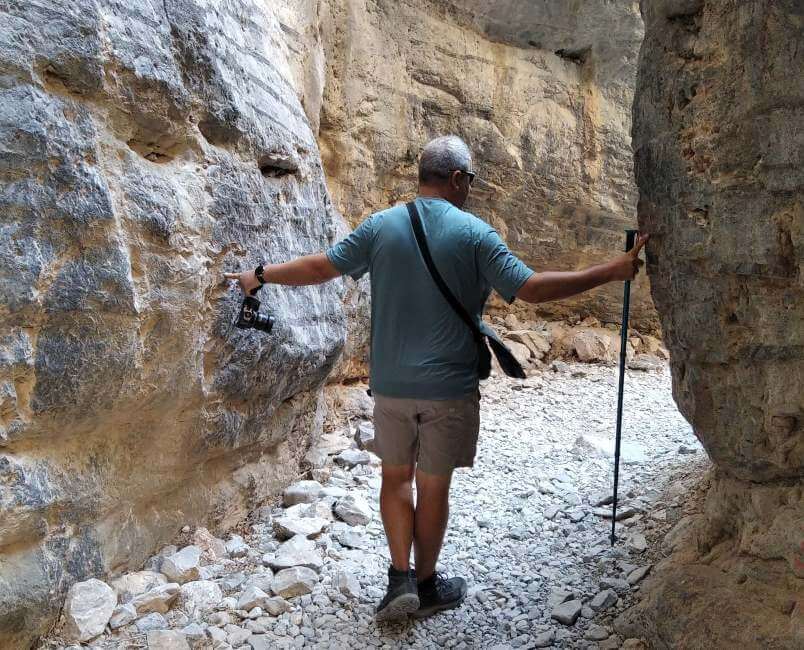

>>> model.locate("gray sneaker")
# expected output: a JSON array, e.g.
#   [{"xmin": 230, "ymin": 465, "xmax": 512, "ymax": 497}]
[
  {"xmin": 375, "ymin": 566, "xmax": 420, "ymax": 621},
  {"xmin": 412, "ymin": 572, "xmax": 467, "ymax": 619}
]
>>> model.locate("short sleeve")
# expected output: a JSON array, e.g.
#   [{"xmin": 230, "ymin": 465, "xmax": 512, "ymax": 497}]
[
  {"xmin": 477, "ymin": 227, "xmax": 534, "ymax": 303},
  {"xmin": 325, "ymin": 216, "xmax": 377, "ymax": 280}
]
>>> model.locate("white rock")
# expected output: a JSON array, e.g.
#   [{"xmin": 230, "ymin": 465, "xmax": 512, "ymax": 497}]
[
  {"xmin": 585, "ymin": 624, "xmax": 610, "ymax": 641},
  {"xmin": 225, "ymin": 624, "xmax": 252, "ymax": 646},
  {"xmin": 263, "ymin": 596, "xmax": 293, "ymax": 616},
  {"xmin": 146, "ymin": 629, "xmax": 191, "ymax": 650},
  {"xmin": 135, "ymin": 611, "xmax": 169, "ymax": 633},
  {"xmin": 161, "ymin": 546, "xmax": 203, "ymax": 584},
  {"xmin": 354, "ymin": 421, "xmax": 376, "ymax": 452},
  {"xmin": 267, "ymin": 535, "xmax": 323, "ymax": 572},
  {"xmin": 334, "ymin": 494, "xmax": 372, "ymax": 526},
  {"xmin": 600, "ymin": 576, "xmax": 631, "ymax": 593},
  {"xmin": 551, "ymin": 599, "xmax": 582, "ymax": 625},
  {"xmin": 271, "ymin": 567, "xmax": 319, "ymax": 599},
  {"xmin": 208, "ymin": 612, "xmax": 232, "ymax": 626},
  {"xmin": 626, "ymin": 532, "xmax": 648, "ymax": 552},
  {"xmin": 273, "ymin": 515, "xmax": 329, "ymax": 540},
  {"xmin": 62, "ymin": 578, "xmax": 117, "ymax": 642},
  {"xmin": 241, "ymin": 571, "xmax": 274, "ymax": 594},
  {"xmin": 547, "ymin": 588, "xmax": 574, "ymax": 609},
  {"xmin": 334, "ymin": 448, "xmax": 371, "ymax": 468},
  {"xmin": 111, "ymin": 570, "xmax": 168, "ymax": 603},
  {"xmin": 192, "ymin": 528, "xmax": 228, "ymax": 562},
  {"xmin": 181, "ymin": 622, "xmax": 207, "ymax": 647},
  {"xmin": 321, "ymin": 486, "xmax": 347, "ymax": 499},
  {"xmin": 131, "ymin": 582, "xmax": 180, "ymax": 614},
  {"xmin": 109, "ymin": 603, "xmax": 138, "ymax": 630},
  {"xmin": 225, "ymin": 535, "xmax": 249, "ymax": 558},
  {"xmin": 334, "ymin": 571, "xmax": 361, "ymax": 599},
  {"xmin": 283, "ymin": 480, "xmax": 324, "ymax": 506},
  {"xmin": 334, "ymin": 528, "xmax": 368, "ymax": 549},
  {"xmin": 590, "ymin": 589, "xmax": 619, "ymax": 611},
  {"xmin": 207, "ymin": 625, "xmax": 228, "ymax": 644},
  {"xmin": 180, "ymin": 580, "xmax": 223, "ymax": 616},
  {"xmin": 627, "ymin": 564, "xmax": 652, "ymax": 585},
  {"xmin": 237, "ymin": 586, "xmax": 272, "ymax": 611}
]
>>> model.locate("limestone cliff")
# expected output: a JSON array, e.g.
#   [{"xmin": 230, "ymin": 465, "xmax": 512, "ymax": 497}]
[
  {"xmin": 618, "ymin": 1, "xmax": 803, "ymax": 647},
  {"xmin": 317, "ymin": 0, "xmax": 655, "ymax": 345},
  {"xmin": 0, "ymin": 1, "xmax": 346, "ymax": 647}
]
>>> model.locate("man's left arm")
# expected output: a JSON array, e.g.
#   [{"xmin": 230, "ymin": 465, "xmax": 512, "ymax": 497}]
[
  {"xmin": 225, "ymin": 254, "xmax": 340, "ymax": 295},
  {"xmin": 224, "ymin": 214, "xmax": 377, "ymax": 294}
]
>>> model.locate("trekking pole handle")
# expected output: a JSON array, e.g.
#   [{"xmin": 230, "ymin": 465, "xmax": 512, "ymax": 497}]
[{"xmin": 625, "ymin": 229, "xmax": 639, "ymax": 253}]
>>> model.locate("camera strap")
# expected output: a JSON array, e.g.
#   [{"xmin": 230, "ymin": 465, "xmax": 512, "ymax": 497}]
[
  {"xmin": 407, "ymin": 200, "xmax": 527, "ymax": 380},
  {"xmin": 406, "ymin": 201, "xmax": 483, "ymax": 343}
]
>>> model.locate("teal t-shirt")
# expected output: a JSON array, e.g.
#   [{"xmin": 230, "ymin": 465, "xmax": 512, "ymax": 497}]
[{"xmin": 326, "ymin": 197, "xmax": 534, "ymax": 399}]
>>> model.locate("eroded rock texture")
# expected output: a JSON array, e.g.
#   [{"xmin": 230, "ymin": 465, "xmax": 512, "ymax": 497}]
[
  {"xmin": 620, "ymin": 1, "xmax": 803, "ymax": 647},
  {"xmin": 0, "ymin": 1, "xmax": 346, "ymax": 647},
  {"xmin": 316, "ymin": 0, "xmax": 655, "ymax": 344}
]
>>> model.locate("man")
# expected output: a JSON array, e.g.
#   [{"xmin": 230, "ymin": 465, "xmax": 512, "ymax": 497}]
[{"xmin": 225, "ymin": 135, "xmax": 647, "ymax": 621}]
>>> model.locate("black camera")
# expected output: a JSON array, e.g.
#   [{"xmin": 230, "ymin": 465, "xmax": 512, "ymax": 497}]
[{"xmin": 235, "ymin": 294, "xmax": 275, "ymax": 333}]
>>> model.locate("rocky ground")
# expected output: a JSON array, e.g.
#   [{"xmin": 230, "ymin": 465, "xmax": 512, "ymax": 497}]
[{"xmin": 41, "ymin": 361, "xmax": 709, "ymax": 650}]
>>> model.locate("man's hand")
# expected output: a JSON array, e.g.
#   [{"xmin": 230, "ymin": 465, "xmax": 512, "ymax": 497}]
[
  {"xmin": 224, "ymin": 269, "xmax": 262, "ymax": 295},
  {"xmin": 608, "ymin": 233, "xmax": 649, "ymax": 282}
]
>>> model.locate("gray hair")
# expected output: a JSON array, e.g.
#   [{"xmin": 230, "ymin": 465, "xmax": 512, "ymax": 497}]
[{"xmin": 418, "ymin": 135, "xmax": 472, "ymax": 184}]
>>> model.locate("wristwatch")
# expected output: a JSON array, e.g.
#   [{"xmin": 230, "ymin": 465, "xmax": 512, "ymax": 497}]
[{"xmin": 255, "ymin": 264, "xmax": 266, "ymax": 285}]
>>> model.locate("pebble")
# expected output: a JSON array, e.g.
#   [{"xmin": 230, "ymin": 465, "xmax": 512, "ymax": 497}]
[
  {"xmin": 585, "ymin": 624, "xmax": 611, "ymax": 641},
  {"xmin": 283, "ymin": 480, "xmax": 325, "ymax": 506},
  {"xmin": 590, "ymin": 589, "xmax": 619, "ymax": 611},
  {"xmin": 135, "ymin": 612, "xmax": 169, "ymax": 633},
  {"xmin": 161, "ymin": 546, "xmax": 203, "ymax": 584},
  {"xmin": 551, "ymin": 599, "xmax": 582, "ymax": 625},
  {"xmin": 334, "ymin": 494, "xmax": 372, "ymax": 526}
]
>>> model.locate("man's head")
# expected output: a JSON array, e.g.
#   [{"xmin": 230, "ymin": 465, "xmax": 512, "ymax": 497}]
[{"xmin": 418, "ymin": 135, "xmax": 475, "ymax": 208}]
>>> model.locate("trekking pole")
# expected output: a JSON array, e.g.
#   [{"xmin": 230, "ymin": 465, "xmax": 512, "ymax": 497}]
[{"xmin": 610, "ymin": 229, "xmax": 639, "ymax": 546}]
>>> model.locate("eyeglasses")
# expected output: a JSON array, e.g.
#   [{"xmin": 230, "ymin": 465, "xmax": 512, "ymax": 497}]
[{"xmin": 454, "ymin": 170, "xmax": 475, "ymax": 186}]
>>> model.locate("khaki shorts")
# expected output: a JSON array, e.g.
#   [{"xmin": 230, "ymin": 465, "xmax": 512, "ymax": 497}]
[{"xmin": 372, "ymin": 392, "xmax": 481, "ymax": 475}]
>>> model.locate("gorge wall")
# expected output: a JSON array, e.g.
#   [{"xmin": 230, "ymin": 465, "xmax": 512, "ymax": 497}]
[
  {"xmin": 316, "ymin": 0, "xmax": 656, "ymax": 375},
  {"xmin": 617, "ymin": 1, "xmax": 803, "ymax": 647},
  {"xmin": 0, "ymin": 1, "xmax": 347, "ymax": 647}
]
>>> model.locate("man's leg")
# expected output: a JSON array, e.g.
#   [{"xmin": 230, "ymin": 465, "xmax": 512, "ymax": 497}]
[
  {"xmin": 379, "ymin": 462, "xmax": 416, "ymax": 570},
  {"xmin": 412, "ymin": 468, "xmax": 452, "ymax": 581},
  {"xmin": 372, "ymin": 396, "xmax": 421, "ymax": 620},
  {"xmin": 409, "ymin": 394, "xmax": 478, "ymax": 619}
]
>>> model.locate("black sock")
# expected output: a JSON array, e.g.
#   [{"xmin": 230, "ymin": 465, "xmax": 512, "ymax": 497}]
[
  {"xmin": 389, "ymin": 565, "xmax": 410, "ymax": 577},
  {"xmin": 417, "ymin": 573, "xmax": 436, "ymax": 589}
]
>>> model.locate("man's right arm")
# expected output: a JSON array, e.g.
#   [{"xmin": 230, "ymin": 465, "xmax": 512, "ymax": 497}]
[{"xmin": 516, "ymin": 234, "xmax": 648, "ymax": 304}]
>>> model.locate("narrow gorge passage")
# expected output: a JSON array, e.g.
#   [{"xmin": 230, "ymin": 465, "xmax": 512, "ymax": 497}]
[{"xmin": 42, "ymin": 362, "xmax": 705, "ymax": 650}]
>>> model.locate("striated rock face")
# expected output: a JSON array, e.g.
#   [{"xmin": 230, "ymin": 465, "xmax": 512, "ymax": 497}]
[
  {"xmin": 620, "ymin": 1, "xmax": 803, "ymax": 647},
  {"xmin": 317, "ymin": 0, "xmax": 655, "ymax": 338},
  {"xmin": 0, "ymin": 1, "xmax": 346, "ymax": 647}
]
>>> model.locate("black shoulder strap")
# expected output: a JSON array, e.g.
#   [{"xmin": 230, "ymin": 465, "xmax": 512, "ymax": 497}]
[{"xmin": 406, "ymin": 201, "xmax": 483, "ymax": 342}]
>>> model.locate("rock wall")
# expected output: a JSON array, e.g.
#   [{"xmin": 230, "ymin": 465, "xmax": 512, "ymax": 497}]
[
  {"xmin": 317, "ymin": 0, "xmax": 655, "ymax": 346},
  {"xmin": 619, "ymin": 1, "xmax": 803, "ymax": 647},
  {"xmin": 0, "ymin": 1, "xmax": 347, "ymax": 647}
]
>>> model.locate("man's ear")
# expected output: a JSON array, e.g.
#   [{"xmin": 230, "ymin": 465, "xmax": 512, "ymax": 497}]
[{"xmin": 450, "ymin": 170, "xmax": 462, "ymax": 190}]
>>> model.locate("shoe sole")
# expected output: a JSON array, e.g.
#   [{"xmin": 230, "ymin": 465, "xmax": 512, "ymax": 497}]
[
  {"xmin": 375, "ymin": 593, "xmax": 421, "ymax": 621},
  {"xmin": 411, "ymin": 591, "xmax": 467, "ymax": 620}
]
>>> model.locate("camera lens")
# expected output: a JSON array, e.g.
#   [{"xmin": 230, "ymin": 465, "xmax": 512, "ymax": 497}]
[{"xmin": 253, "ymin": 314, "xmax": 275, "ymax": 333}]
